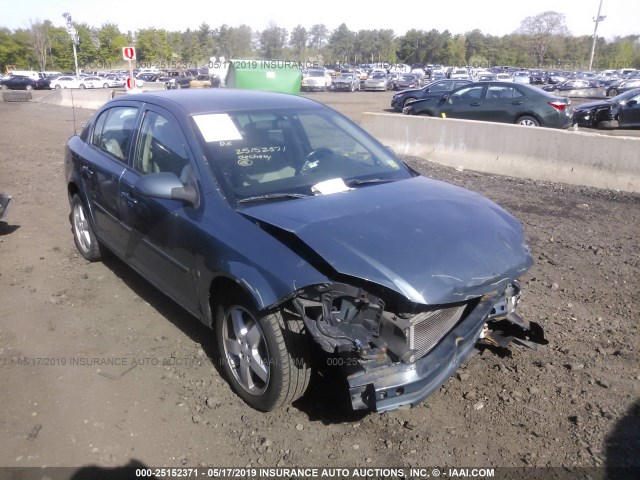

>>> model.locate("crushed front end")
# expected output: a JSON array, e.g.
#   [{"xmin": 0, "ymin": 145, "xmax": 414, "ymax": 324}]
[{"xmin": 292, "ymin": 281, "xmax": 545, "ymax": 412}]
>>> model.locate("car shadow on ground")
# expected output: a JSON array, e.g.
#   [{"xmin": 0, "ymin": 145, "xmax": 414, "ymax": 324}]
[
  {"xmin": 605, "ymin": 398, "xmax": 640, "ymax": 479},
  {"xmin": 0, "ymin": 222, "xmax": 20, "ymax": 235},
  {"xmin": 69, "ymin": 459, "xmax": 152, "ymax": 479},
  {"xmin": 100, "ymin": 254, "xmax": 369, "ymax": 422},
  {"xmin": 100, "ymin": 254, "xmax": 220, "ymax": 375}
]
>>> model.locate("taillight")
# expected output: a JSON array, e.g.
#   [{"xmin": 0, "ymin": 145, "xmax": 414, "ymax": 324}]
[{"xmin": 548, "ymin": 101, "xmax": 567, "ymax": 111}]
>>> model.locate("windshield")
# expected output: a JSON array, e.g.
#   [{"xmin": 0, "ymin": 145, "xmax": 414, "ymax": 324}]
[{"xmin": 194, "ymin": 108, "xmax": 412, "ymax": 203}]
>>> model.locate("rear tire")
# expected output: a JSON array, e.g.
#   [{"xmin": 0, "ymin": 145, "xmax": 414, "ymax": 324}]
[
  {"xmin": 216, "ymin": 294, "xmax": 311, "ymax": 411},
  {"xmin": 70, "ymin": 194, "xmax": 102, "ymax": 261},
  {"xmin": 516, "ymin": 115, "xmax": 540, "ymax": 127},
  {"xmin": 608, "ymin": 88, "xmax": 618, "ymax": 97}
]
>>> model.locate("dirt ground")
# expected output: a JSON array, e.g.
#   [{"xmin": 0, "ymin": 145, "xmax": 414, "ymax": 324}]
[{"xmin": 0, "ymin": 92, "xmax": 639, "ymax": 477}]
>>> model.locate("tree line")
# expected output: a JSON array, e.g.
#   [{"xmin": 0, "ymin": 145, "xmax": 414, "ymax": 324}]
[{"xmin": 1, "ymin": 12, "xmax": 638, "ymax": 73}]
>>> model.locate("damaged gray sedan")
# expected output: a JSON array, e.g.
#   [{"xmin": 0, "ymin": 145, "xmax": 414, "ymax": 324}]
[{"xmin": 65, "ymin": 89, "xmax": 544, "ymax": 412}]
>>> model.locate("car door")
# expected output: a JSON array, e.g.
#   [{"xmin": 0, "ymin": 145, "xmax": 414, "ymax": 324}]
[
  {"xmin": 438, "ymin": 84, "xmax": 486, "ymax": 120},
  {"xmin": 481, "ymin": 84, "xmax": 527, "ymax": 123},
  {"xmin": 619, "ymin": 94, "xmax": 640, "ymax": 127},
  {"xmin": 81, "ymin": 104, "xmax": 141, "ymax": 256},
  {"xmin": 117, "ymin": 106, "xmax": 200, "ymax": 314}
]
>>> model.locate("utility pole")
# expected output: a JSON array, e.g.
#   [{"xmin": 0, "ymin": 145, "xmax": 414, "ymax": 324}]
[
  {"xmin": 588, "ymin": 0, "xmax": 606, "ymax": 71},
  {"xmin": 63, "ymin": 12, "xmax": 79, "ymax": 76}
]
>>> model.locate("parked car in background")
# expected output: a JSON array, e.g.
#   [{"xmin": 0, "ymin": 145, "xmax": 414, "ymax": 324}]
[
  {"xmin": 529, "ymin": 71, "xmax": 549, "ymax": 85},
  {"xmin": 49, "ymin": 76, "xmax": 83, "ymax": 89},
  {"xmin": 450, "ymin": 68, "xmax": 471, "ymax": 80},
  {"xmin": 477, "ymin": 73, "xmax": 496, "ymax": 82},
  {"xmin": 542, "ymin": 79, "xmax": 604, "ymax": 97},
  {"xmin": 0, "ymin": 75, "xmax": 49, "ymax": 90},
  {"xmin": 547, "ymin": 72, "xmax": 569, "ymax": 84},
  {"xmin": 104, "ymin": 74, "xmax": 126, "ymax": 87},
  {"xmin": 512, "ymin": 71, "xmax": 531, "ymax": 84},
  {"xmin": 64, "ymin": 88, "xmax": 541, "ymax": 413},
  {"xmin": 331, "ymin": 73, "xmax": 360, "ymax": 92},
  {"xmin": 606, "ymin": 78, "xmax": 640, "ymax": 97},
  {"xmin": 165, "ymin": 71, "xmax": 194, "ymax": 89},
  {"xmin": 394, "ymin": 74, "xmax": 421, "ymax": 90},
  {"xmin": 81, "ymin": 76, "xmax": 118, "ymax": 88},
  {"xmin": 301, "ymin": 68, "xmax": 332, "ymax": 91},
  {"xmin": 190, "ymin": 74, "xmax": 213, "ymax": 88},
  {"xmin": 403, "ymin": 81, "xmax": 572, "ymax": 129},
  {"xmin": 572, "ymin": 88, "xmax": 640, "ymax": 129},
  {"xmin": 386, "ymin": 72, "xmax": 401, "ymax": 90},
  {"xmin": 364, "ymin": 72, "xmax": 390, "ymax": 91},
  {"xmin": 391, "ymin": 79, "xmax": 473, "ymax": 111},
  {"xmin": 495, "ymin": 73, "xmax": 513, "ymax": 82}
]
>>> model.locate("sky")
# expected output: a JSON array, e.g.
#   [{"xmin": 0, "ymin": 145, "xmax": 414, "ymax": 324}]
[{"xmin": 3, "ymin": 0, "xmax": 638, "ymax": 40}]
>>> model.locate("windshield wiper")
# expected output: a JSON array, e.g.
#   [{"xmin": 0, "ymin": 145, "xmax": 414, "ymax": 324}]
[
  {"xmin": 237, "ymin": 193, "xmax": 310, "ymax": 204},
  {"xmin": 345, "ymin": 178, "xmax": 396, "ymax": 187}
]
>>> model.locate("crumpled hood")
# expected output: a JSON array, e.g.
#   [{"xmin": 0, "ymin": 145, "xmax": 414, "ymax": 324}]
[
  {"xmin": 241, "ymin": 176, "xmax": 533, "ymax": 305},
  {"xmin": 573, "ymin": 99, "xmax": 612, "ymax": 111}
]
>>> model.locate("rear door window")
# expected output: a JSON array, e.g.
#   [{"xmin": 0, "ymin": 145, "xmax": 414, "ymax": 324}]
[{"xmin": 91, "ymin": 106, "xmax": 139, "ymax": 162}]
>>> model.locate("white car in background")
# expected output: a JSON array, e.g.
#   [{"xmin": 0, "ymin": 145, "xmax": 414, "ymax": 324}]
[
  {"xmin": 49, "ymin": 76, "xmax": 83, "ymax": 89},
  {"xmin": 496, "ymin": 73, "xmax": 513, "ymax": 82},
  {"xmin": 301, "ymin": 68, "xmax": 332, "ymax": 91},
  {"xmin": 81, "ymin": 76, "xmax": 118, "ymax": 88},
  {"xmin": 449, "ymin": 68, "xmax": 471, "ymax": 80},
  {"xmin": 512, "ymin": 71, "xmax": 531, "ymax": 84}
]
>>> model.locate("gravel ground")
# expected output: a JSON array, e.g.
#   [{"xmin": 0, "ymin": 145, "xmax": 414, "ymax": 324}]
[{"xmin": 0, "ymin": 95, "xmax": 638, "ymax": 477}]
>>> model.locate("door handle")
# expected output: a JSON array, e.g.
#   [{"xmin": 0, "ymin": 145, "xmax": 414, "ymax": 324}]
[
  {"xmin": 81, "ymin": 165, "xmax": 94, "ymax": 178},
  {"xmin": 120, "ymin": 191, "xmax": 138, "ymax": 206},
  {"xmin": 512, "ymin": 101, "xmax": 524, "ymax": 105},
  {"xmin": 470, "ymin": 102, "xmax": 481, "ymax": 107}
]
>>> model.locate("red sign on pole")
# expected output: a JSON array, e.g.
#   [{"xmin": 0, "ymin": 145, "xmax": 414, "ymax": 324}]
[
  {"xmin": 122, "ymin": 47, "xmax": 136, "ymax": 61},
  {"xmin": 126, "ymin": 77, "xmax": 136, "ymax": 90}
]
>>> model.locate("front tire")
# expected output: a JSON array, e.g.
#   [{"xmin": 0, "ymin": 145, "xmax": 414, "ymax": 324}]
[
  {"xmin": 103, "ymin": 83, "xmax": 109, "ymax": 88},
  {"xmin": 79, "ymin": 84, "xmax": 86, "ymax": 89},
  {"xmin": 216, "ymin": 295, "xmax": 311, "ymax": 411},
  {"xmin": 70, "ymin": 194, "xmax": 102, "ymax": 261},
  {"xmin": 598, "ymin": 120, "xmax": 618, "ymax": 129},
  {"xmin": 516, "ymin": 115, "xmax": 540, "ymax": 127},
  {"xmin": 403, "ymin": 97, "xmax": 416, "ymax": 108}
]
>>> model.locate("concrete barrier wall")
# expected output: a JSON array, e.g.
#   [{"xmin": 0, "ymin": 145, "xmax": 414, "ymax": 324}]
[
  {"xmin": 361, "ymin": 113, "xmax": 640, "ymax": 193},
  {"xmin": 34, "ymin": 89, "xmax": 112, "ymax": 110}
]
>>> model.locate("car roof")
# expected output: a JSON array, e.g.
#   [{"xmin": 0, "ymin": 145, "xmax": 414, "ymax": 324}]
[{"xmin": 110, "ymin": 89, "xmax": 323, "ymax": 116}]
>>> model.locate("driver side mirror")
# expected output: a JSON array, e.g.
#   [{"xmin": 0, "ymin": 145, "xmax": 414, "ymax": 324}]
[
  {"xmin": 627, "ymin": 99, "xmax": 638, "ymax": 107},
  {"xmin": 440, "ymin": 94, "xmax": 449, "ymax": 103},
  {"xmin": 134, "ymin": 172, "xmax": 198, "ymax": 206}
]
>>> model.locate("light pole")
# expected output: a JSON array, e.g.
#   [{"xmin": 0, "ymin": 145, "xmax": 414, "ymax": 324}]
[
  {"xmin": 63, "ymin": 13, "xmax": 79, "ymax": 75},
  {"xmin": 588, "ymin": 0, "xmax": 606, "ymax": 71}
]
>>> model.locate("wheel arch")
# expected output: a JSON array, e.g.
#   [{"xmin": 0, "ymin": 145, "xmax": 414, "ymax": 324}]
[{"xmin": 206, "ymin": 271, "xmax": 294, "ymax": 329}]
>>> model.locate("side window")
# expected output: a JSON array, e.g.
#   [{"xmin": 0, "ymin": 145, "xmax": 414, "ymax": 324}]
[
  {"xmin": 486, "ymin": 86, "xmax": 524, "ymax": 100},
  {"xmin": 430, "ymin": 82, "xmax": 450, "ymax": 92},
  {"xmin": 451, "ymin": 85, "xmax": 483, "ymax": 101},
  {"xmin": 91, "ymin": 106, "xmax": 138, "ymax": 162},
  {"xmin": 134, "ymin": 111, "xmax": 190, "ymax": 176}
]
